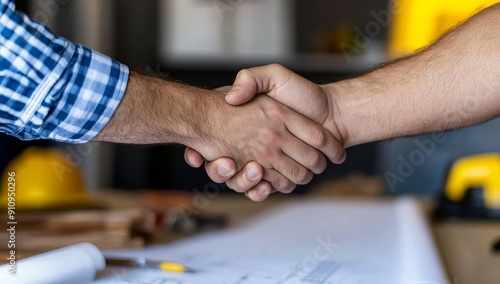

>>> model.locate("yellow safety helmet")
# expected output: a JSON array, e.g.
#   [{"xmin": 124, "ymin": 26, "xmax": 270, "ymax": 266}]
[
  {"xmin": 445, "ymin": 153, "xmax": 500, "ymax": 209},
  {"xmin": 388, "ymin": 0, "xmax": 499, "ymax": 58},
  {"xmin": 0, "ymin": 147, "xmax": 91, "ymax": 210}
]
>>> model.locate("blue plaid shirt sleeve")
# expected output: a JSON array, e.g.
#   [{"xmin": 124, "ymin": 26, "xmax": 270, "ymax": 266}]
[{"xmin": 0, "ymin": 0, "xmax": 129, "ymax": 143}]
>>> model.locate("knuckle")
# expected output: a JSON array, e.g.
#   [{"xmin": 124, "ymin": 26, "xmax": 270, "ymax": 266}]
[
  {"xmin": 269, "ymin": 174, "xmax": 292, "ymax": 193},
  {"xmin": 278, "ymin": 181, "xmax": 296, "ymax": 194},
  {"xmin": 306, "ymin": 151, "xmax": 325, "ymax": 171},
  {"xmin": 258, "ymin": 128, "xmax": 279, "ymax": 145},
  {"xmin": 311, "ymin": 128, "xmax": 328, "ymax": 148},
  {"xmin": 268, "ymin": 63, "xmax": 285, "ymax": 72},
  {"xmin": 264, "ymin": 105, "xmax": 285, "ymax": 121},
  {"xmin": 237, "ymin": 68, "xmax": 253, "ymax": 79},
  {"xmin": 291, "ymin": 167, "xmax": 313, "ymax": 185}
]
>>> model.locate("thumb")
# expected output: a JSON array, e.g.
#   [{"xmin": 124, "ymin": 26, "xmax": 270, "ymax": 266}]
[
  {"xmin": 227, "ymin": 64, "xmax": 327, "ymax": 124},
  {"xmin": 225, "ymin": 64, "xmax": 287, "ymax": 106}
]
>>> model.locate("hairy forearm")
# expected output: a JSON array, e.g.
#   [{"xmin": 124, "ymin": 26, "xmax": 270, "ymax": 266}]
[
  {"xmin": 329, "ymin": 4, "xmax": 500, "ymax": 147},
  {"xmin": 97, "ymin": 70, "xmax": 338, "ymax": 188},
  {"xmin": 94, "ymin": 71, "xmax": 208, "ymax": 146}
]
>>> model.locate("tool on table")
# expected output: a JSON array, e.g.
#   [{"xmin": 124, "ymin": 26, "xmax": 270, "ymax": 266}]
[
  {"xmin": 435, "ymin": 153, "xmax": 500, "ymax": 220},
  {"xmin": 166, "ymin": 207, "xmax": 228, "ymax": 233},
  {"xmin": 105, "ymin": 256, "xmax": 195, "ymax": 273},
  {"xmin": 493, "ymin": 238, "xmax": 500, "ymax": 254}
]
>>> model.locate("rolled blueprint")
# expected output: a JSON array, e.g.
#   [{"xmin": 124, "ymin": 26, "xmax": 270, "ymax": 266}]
[{"xmin": 0, "ymin": 242, "xmax": 105, "ymax": 284}]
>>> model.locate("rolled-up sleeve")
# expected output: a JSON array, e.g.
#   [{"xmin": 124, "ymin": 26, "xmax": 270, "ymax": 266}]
[{"xmin": 0, "ymin": 0, "xmax": 128, "ymax": 143}]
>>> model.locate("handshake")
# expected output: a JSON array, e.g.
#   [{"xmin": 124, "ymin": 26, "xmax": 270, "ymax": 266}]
[
  {"xmin": 99, "ymin": 6, "xmax": 500, "ymax": 200},
  {"xmin": 2, "ymin": 0, "xmax": 496, "ymax": 201},
  {"xmin": 183, "ymin": 64, "xmax": 350, "ymax": 202}
]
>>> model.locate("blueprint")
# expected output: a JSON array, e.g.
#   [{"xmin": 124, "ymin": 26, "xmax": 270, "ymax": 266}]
[{"xmin": 93, "ymin": 198, "xmax": 447, "ymax": 284}]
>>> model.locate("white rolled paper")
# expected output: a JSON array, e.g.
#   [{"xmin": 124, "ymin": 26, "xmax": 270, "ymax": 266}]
[{"xmin": 0, "ymin": 243, "xmax": 105, "ymax": 284}]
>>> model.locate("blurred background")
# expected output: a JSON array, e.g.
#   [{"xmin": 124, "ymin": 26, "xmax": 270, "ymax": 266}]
[{"xmin": 3, "ymin": 0, "xmax": 500, "ymax": 197}]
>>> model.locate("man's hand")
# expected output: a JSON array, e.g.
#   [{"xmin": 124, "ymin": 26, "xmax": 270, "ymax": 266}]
[
  {"xmin": 192, "ymin": 90, "xmax": 343, "ymax": 189},
  {"xmin": 185, "ymin": 64, "xmax": 348, "ymax": 201},
  {"xmin": 97, "ymin": 71, "xmax": 341, "ymax": 200},
  {"xmin": 226, "ymin": 64, "xmax": 341, "ymax": 135},
  {"xmin": 184, "ymin": 86, "xmax": 289, "ymax": 201}
]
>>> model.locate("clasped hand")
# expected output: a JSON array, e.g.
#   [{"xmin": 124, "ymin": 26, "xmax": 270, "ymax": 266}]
[{"xmin": 185, "ymin": 64, "xmax": 347, "ymax": 201}]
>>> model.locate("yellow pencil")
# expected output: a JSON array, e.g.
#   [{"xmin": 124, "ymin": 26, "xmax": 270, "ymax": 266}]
[
  {"xmin": 157, "ymin": 261, "xmax": 195, "ymax": 273},
  {"xmin": 105, "ymin": 256, "xmax": 196, "ymax": 273}
]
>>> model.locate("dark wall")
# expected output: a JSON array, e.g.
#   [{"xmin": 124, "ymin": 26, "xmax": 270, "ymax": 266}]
[
  {"xmin": 114, "ymin": 0, "xmax": 158, "ymax": 68},
  {"xmin": 110, "ymin": 0, "xmax": 383, "ymax": 191},
  {"xmin": 296, "ymin": 0, "xmax": 390, "ymax": 52}
]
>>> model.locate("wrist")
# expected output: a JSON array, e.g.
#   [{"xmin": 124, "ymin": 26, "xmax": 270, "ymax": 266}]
[
  {"xmin": 320, "ymin": 83, "xmax": 353, "ymax": 148},
  {"xmin": 164, "ymin": 83, "xmax": 215, "ymax": 148},
  {"xmin": 187, "ymin": 90, "xmax": 235, "ymax": 161},
  {"xmin": 322, "ymin": 78, "xmax": 383, "ymax": 148},
  {"xmin": 139, "ymin": 76, "xmax": 202, "ymax": 146},
  {"xmin": 95, "ymin": 71, "xmax": 208, "ymax": 146}
]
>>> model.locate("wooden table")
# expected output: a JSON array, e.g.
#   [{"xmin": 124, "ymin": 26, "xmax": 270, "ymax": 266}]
[
  {"xmin": 434, "ymin": 221, "xmax": 500, "ymax": 284},
  {"xmin": 3, "ymin": 186, "xmax": 500, "ymax": 284},
  {"xmin": 124, "ymin": 184, "xmax": 499, "ymax": 284}
]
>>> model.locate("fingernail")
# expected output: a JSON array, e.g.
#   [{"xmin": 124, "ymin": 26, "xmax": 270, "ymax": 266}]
[
  {"xmin": 246, "ymin": 167, "xmax": 260, "ymax": 181},
  {"xmin": 226, "ymin": 87, "xmax": 240, "ymax": 98},
  {"xmin": 218, "ymin": 163, "xmax": 233, "ymax": 177},
  {"xmin": 257, "ymin": 186, "xmax": 268, "ymax": 195}
]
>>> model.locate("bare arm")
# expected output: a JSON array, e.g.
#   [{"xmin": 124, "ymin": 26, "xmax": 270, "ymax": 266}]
[
  {"xmin": 95, "ymin": 71, "xmax": 342, "ymax": 191},
  {"xmin": 95, "ymin": 71, "xmax": 207, "ymax": 146},
  {"xmin": 332, "ymin": 4, "xmax": 500, "ymax": 146},
  {"xmin": 190, "ymin": 4, "xmax": 500, "ymax": 200}
]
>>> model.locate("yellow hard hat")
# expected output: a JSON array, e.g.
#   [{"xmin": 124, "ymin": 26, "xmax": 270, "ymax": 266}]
[
  {"xmin": 0, "ymin": 147, "xmax": 91, "ymax": 210},
  {"xmin": 388, "ymin": 0, "xmax": 499, "ymax": 58},
  {"xmin": 445, "ymin": 153, "xmax": 500, "ymax": 209}
]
